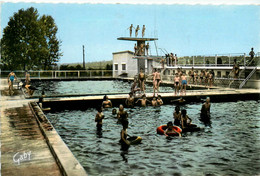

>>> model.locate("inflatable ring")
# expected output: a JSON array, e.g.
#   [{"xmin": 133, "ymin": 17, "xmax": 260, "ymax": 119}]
[
  {"xmin": 157, "ymin": 125, "xmax": 182, "ymax": 136},
  {"xmin": 128, "ymin": 136, "xmax": 142, "ymax": 145}
]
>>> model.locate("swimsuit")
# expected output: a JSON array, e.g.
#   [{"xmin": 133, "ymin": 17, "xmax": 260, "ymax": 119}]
[
  {"xmin": 175, "ymin": 82, "xmax": 179, "ymax": 86},
  {"xmin": 10, "ymin": 75, "xmax": 14, "ymax": 82},
  {"xmin": 139, "ymin": 77, "xmax": 144, "ymax": 81},
  {"xmin": 182, "ymin": 80, "xmax": 187, "ymax": 85}
]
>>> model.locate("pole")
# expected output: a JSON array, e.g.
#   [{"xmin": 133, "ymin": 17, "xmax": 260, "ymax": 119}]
[{"xmin": 83, "ymin": 45, "xmax": 86, "ymax": 70}]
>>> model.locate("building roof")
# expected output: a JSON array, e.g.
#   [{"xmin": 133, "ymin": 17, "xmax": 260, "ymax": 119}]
[{"xmin": 112, "ymin": 50, "xmax": 134, "ymax": 55}]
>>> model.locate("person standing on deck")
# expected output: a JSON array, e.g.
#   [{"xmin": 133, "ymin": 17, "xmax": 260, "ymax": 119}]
[
  {"xmin": 174, "ymin": 54, "xmax": 178, "ymax": 65},
  {"xmin": 199, "ymin": 70, "xmax": 204, "ymax": 85},
  {"xmin": 128, "ymin": 24, "xmax": 134, "ymax": 37},
  {"xmin": 25, "ymin": 70, "xmax": 30, "ymax": 85},
  {"xmin": 134, "ymin": 44, "xmax": 138, "ymax": 55},
  {"xmin": 174, "ymin": 73, "xmax": 180, "ymax": 95},
  {"xmin": 7, "ymin": 70, "xmax": 17, "ymax": 96},
  {"xmin": 154, "ymin": 69, "xmax": 162, "ymax": 96},
  {"xmin": 180, "ymin": 73, "xmax": 187, "ymax": 95},
  {"xmin": 188, "ymin": 67, "xmax": 195, "ymax": 84},
  {"xmin": 138, "ymin": 68, "xmax": 146, "ymax": 94},
  {"xmin": 145, "ymin": 42, "xmax": 149, "ymax": 56},
  {"xmin": 152, "ymin": 68, "xmax": 157, "ymax": 96},
  {"xmin": 194, "ymin": 71, "xmax": 199, "ymax": 85},
  {"xmin": 142, "ymin": 25, "xmax": 146, "ymax": 38},
  {"xmin": 135, "ymin": 25, "xmax": 140, "ymax": 37},
  {"xmin": 249, "ymin": 47, "xmax": 255, "ymax": 66},
  {"xmin": 232, "ymin": 59, "xmax": 240, "ymax": 79}
]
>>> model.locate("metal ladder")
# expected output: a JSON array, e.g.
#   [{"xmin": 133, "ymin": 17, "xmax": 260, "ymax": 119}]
[{"xmin": 239, "ymin": 67, "xmax": 257, "ymax": 89}]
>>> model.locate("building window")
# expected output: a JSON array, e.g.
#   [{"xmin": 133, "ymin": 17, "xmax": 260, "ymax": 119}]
[
  {"xmin": 217, "ymin": 71, "xmax": 221, "ymax": 77},
  {"xmin": 122, "ymin": 64, "xmax": 126, "ymax": 71},
  {"xmin": 114, "ymin": 64, "xmax": 118, "ymax": 71},
  {"xmin": 226, "ymin": 71, "xmax": 230, "ymax": 77}
]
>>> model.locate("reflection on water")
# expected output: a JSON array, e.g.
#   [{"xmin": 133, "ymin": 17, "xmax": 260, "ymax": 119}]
[{"xmin": 46, "ymin": 101, "xmax": 260, "ymax": 175}]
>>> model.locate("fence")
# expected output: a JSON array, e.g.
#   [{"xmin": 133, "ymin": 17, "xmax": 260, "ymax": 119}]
[
  {"xmin": 155, "ymin": 53, "xmax": 260, "ymax": 67},
  {"xmin": 0, "ymin": 70, "xmax": 113, "ymax": 79}
]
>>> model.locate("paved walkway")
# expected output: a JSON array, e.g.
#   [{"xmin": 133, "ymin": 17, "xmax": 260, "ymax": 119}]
[{"xmin": 0, "ymin": 79, "xmax": 62, "ymax": 176}]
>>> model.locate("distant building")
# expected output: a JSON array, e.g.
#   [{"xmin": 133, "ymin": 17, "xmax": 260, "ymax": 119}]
[{"xmin": 112, "ymin": 50, "xmax": 137, "ymax": 77}]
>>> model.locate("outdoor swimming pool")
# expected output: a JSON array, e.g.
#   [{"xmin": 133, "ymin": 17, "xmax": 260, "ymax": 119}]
[
  {"xmin": 46, "ymin": 100, "xmax": 260, "ymax": 175},
  {"xmin": 31, "ymin": 80, "xmax": 204, "ymax": 96}
]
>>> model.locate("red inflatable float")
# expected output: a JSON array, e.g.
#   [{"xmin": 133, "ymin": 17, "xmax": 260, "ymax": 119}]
[{"xmin": 156, "ymin": 125, "xmax": 182, "ymax": 136}]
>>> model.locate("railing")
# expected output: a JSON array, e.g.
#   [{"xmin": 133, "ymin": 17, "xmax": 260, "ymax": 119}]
[
  {"xmin": 0, "ymin": 70, "xmax": 113, "ymax": 79},
  {"xmin": 239, "ymin": 67, "xmax": 257, "ymax": 89},
  {"xmin": 152, "ymin": 53, "xmax": 260, "ymax": 68}
]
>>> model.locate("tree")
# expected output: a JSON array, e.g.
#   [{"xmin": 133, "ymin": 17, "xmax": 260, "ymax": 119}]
[{"xmin": 1, "ymin": 7, "xmax": 62, "ymax": 70}]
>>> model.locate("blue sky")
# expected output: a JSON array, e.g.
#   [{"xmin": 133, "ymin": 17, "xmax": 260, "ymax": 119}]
[{"xmin": 1, "ymin": 3, "xmax": 259, "ymax": 63}]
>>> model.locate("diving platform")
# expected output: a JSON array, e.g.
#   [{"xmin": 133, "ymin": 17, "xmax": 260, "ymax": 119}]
[{"xmin": 117, "ymin": 37, "xmax": 158, "ymax": 41}]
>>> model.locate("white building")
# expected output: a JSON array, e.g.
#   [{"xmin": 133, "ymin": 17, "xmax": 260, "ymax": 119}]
[{"xmin": 112, "ymin": 50, "xmax": 137, "ymax": 78}]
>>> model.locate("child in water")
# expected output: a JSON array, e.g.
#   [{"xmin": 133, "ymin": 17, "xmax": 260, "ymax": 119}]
[
  {"xmin": 125, "ymin": 92, "xmax": 135, "ymax": 108},
  {"xmin": 181, "ymin": 109, "xmax": 196, "ymax": 129},
  {"xmin": 157, "ymin": 95, "xmax": 163, "ymax": 106},
  {"xmin": 102, "ymin": 95, "xmax": 113, "ymax": 108},
  {"xmin": 120, "ymin": 120, "xmax": 130, "ymax": 146},
  {"xmin": 164, "ymin": 121, "xmax": 181, "ymax": 137},
  {"xmin": 117, "ymin": 105, "xmax": 128, "ymax": 123},
  {"xmin": 135, "ymin": 94, "xmax": 151, "ymax": 107},
  {"xmin": 95, "ymin": 106, "xmax": 104, "ymax": 130},
  {"xmin": 173, "ymin": 106, "xmax": 181, "ymax": 126},
  {"xmin": 151, "ymin": 96, "xmax": 158, "ymax": 106}
]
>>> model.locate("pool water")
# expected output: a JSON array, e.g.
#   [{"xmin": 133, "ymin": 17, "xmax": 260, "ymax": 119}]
[
  {"xmin": 46, "ymin": 100, "xmax": 260, "ymax": 176},
  {"xmin": 32, "ymin": 80, "xmax": 196, "ymax": 96}
]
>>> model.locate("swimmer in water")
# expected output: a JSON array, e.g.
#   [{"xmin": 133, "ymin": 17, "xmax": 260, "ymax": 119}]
[
  {"xmin": 151, "ymin": 96, "xmax": 158, "ymax": 106},
  {"xmin": 181, "ymin": 109, "xmax": 195, "ymax": 129},
  {"xmin": 135, "ymin": 94, "xmax": 151, "ymax": 107},
  {"xmin": 173, "ymin": 73, "xmax": 180, "ymax": 95},
  {"xmin": 117, "ymin": 104, "xmax": 128, "ymax": 123},
  {"xmin": 120, "ymin": 120, "xmax": 130, "ymax": 146},
  {"xmin": 125, "ymin": 92, "xmax": 135, "ymax": 108},
  {"xmin": 95, "ymin": 106, "xmax": 104, "ymax": 130},
  {"xmin": 138, "ymin": 68, "xmax": 146, "ymax": 94},
  {"xmin": 164, "ymin": 121, "xmax": 181, "ymax": 137},
  {"xmin": 112, "ymin": 108, "xmax": 117, "ymax": 115},
  {"xmin": 173, "ymin": 106, "xmax": 181, "ymax": 126},
  {"xmin": 201, "ymin": 97, "xmax": 211, "ymax": 119},
  {"xmin": 102, "ymin": 95, "xmax": 113, "ymax": 108},
  {"xmin": 157, "ymin": 95, "xmax": 163, "ymax": 106},
  {"xmin": 181, "ymin": 73, "xmax": 187, "ymax": 95},
  {"xmin": 7, "ymin": 70, "xmax": 17, "ymax": 95}
]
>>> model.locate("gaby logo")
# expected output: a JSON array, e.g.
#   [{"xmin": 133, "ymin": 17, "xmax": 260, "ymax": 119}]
[{"xmin": 13, "ymin": 151, "xmax": 32, "ymax": 165}]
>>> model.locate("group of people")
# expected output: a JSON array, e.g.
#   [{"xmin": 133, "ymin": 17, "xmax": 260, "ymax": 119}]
[
  {"xmin": 134, "ymin": 42, "xmax": 150, "ymax": 56},
  {"xmin": 128, "ymin": 24, "xmax": 146, "ymax": 38},
  {"xmin": 187, "ymin": 68, "xmax": 215, "ymax": 87},
  {"xmin": 7, "ymin": 70, "xmax": 36, "ymax": 96},
  {"xmin": 132, "ymin": 67, "xmax": 215, "ymax": 98},
  {"xmin": 96, "ymin": 94, "xmax": 211, "ymax": 144},
  {"xmin": 165, "ymin": 53, "xmax": 178, "ymax": 66}
]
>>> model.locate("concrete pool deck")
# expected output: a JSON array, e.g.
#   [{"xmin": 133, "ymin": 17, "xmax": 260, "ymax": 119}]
[{"xmin": 0, "ymin": 79, "xmax": 87, "ymax": 176}]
